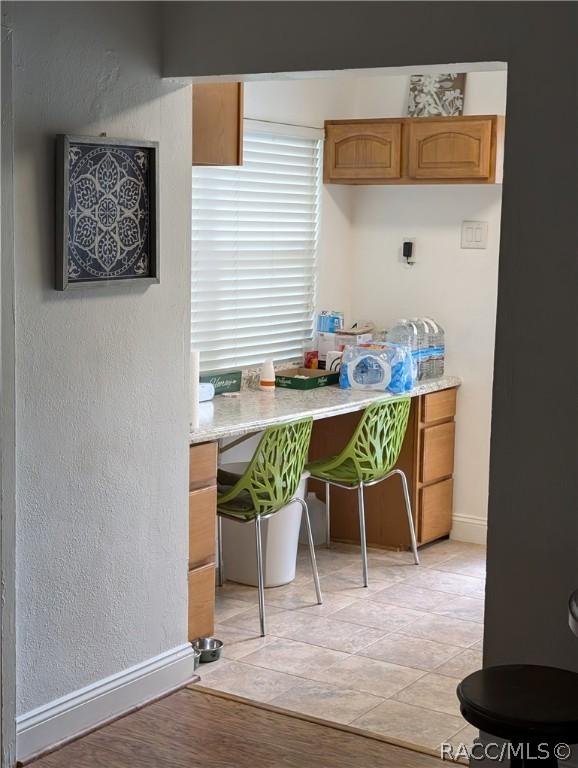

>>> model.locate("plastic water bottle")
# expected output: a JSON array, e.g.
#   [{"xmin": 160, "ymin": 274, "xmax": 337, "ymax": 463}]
[
  {"xmin": 421, "ymin": 318, "xmax": 436, "ymax": 380},
  {"xmin": 387, "ymin": 319, "xmax": 418, "ymax": 381},
  {"xmin": 425, "ymin": 318, "xmax": 445, "ymax": 378},
  {"xmin": 410, "ymin": 318, "xmax": 431, "ymax": 380}
]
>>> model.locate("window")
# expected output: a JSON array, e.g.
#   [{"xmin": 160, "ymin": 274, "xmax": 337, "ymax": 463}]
[{"xmin": 191, "ymin": 124, "xmax": 322, "ymax": 371}]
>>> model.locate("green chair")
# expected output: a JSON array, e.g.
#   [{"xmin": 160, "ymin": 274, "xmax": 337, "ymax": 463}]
[
  {"xmin": 306, "ymin": 397, "xmax": 419, "ymax": 587},
  {"xmin": 216, "ymin": 417, "xmax": 322, "ymax": 636}
]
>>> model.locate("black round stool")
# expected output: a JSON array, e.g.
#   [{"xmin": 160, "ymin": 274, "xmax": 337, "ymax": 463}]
[{"xmin": 457, "ymin": 665, "xmax": 578, "ymax": 767}]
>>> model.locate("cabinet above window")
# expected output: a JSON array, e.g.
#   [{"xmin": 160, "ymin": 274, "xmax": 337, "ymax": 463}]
[
  {"xmin": 324, "ymin": 115, "xmax": 504, "ymax": 185},
  {"xmin": 192, "ymin": 83, "xmax": 244, "ymax": 166}
]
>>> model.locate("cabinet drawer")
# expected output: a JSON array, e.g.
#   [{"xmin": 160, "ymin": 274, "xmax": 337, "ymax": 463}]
[
  {"xmin": 188, "ymin": 563, "xmax": 215, "ymax": 641},
  {"xmin": 423, "ymin": 388, "xmax": 456, "ymax": 424},
  {"xmin": 407, "ymin": 118, "xmax": 493, "ymax": 180},
  {"xmin": 419, "ymin": 479, "xmax": 453, "ymax": 543},
  {"xmin": 325, "ymin": 121, "xmax": 402, "ymax": 182},
  {"xmin": 421, "ymin": 422, "xmax": 455, "ymax": 484},
  {"xmin": 189, "ymin": 486, "xmax": 216, "ymax": 569},
  {"xmin": 189, "ymin": 441, "xmax": 217, "ymax": 490}
]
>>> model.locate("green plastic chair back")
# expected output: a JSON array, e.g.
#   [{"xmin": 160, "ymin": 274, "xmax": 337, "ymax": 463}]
[
  {"xmin": 217, "ymin": 417, "xmax": 313, "ymax": 520},
  {"xmin": 307, "ymin": 397, "xmax": 410, "ymax": 485}
]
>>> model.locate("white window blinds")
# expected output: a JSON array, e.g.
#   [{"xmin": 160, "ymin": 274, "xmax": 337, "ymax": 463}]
[{"xmin": 191, "ymin": 127, "xmax": 321, "ymax": 372}]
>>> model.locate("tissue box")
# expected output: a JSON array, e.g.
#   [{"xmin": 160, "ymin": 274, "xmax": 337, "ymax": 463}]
[
  {"xmin": 275, "ymin": 368, "xmax": 339, "ymax": 390},
  {"xmin": 199, "ymin": 370, "xmax": 242, "ymax": 394}
]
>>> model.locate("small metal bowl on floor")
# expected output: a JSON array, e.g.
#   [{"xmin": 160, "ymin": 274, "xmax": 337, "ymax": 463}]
[{"xmin": 192, "ymin": 637, "xmax": 223, "ymax": 663}]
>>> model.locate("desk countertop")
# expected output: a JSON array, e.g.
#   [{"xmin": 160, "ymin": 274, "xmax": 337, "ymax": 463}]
[{"xmin": 190, "ymin": 375, "xmax": 461, "ymax": 445}]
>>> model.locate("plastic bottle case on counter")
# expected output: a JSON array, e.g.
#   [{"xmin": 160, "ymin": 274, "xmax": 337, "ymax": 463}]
[{"xmin": 339, "ymin": 342, "xmax": 415, "ymax": 394}]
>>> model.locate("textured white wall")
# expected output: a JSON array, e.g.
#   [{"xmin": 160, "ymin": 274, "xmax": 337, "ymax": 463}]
[
  {"xmin": 11, "ymin": 2, "xmax": 192, "ymax": 714},
  {"xmin": 350, "ymin": 186, "xmax": 502, "ymax": 540}
]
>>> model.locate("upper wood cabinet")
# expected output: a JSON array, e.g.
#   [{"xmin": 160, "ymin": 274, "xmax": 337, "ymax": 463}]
[
  {"xmin": 407, "ymin": 117, "xmax": 495, "ymax": 180},
  {"xmin": 324, "ymin": 121, "xmax": 402, "ymax": 183},
  {"xmin": 324, "ymin": 115, "xmax": 503, "ymax": 185},
  {"xmin": 192, "ymin": 83, "xmax": 243, "ymax": 166}
]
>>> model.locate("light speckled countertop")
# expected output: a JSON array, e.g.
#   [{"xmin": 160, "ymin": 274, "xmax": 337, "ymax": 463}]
[{"xmin": 190, "ymin": 375, "xmax": 461, "ymax": 445}]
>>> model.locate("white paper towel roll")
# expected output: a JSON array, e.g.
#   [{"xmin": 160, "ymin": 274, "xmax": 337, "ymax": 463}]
[{"xmin": 190, "ymin": 349, "xmax": 200, "ymax": 430}]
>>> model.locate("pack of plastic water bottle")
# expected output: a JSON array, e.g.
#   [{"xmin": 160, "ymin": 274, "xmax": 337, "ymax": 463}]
[
  {"xmin": 339, "ymin": 342, "xmax": 415, "ymax": 394},
  {"xmin": 386, "ymin": 318, "xmax": 445, "ymax": 381}
]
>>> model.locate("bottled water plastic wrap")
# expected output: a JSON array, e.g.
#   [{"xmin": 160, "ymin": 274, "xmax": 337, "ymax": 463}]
[
  {"xmin": 339, "ymin": 342, "xmax": 415, "ymax": 394},
  {"xmin": 386, "ymin": 319, "xmax": 419, "ymax": 381},
  {"xmin": 387, "ymin": 317, "xmax": 445, "ymax": 381}
]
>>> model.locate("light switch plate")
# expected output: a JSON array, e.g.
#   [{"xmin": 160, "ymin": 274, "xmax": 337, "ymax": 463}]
[{"xmin": 461, "ymin": 221, "xmax": 488, "ymax": 249}]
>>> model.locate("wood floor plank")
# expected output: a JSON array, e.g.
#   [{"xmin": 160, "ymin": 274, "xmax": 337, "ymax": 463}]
[{"xmin": 31, "ymin": 688, "xmax": 442, "ymax": 768}]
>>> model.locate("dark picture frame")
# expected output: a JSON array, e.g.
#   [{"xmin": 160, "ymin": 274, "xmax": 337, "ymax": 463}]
[{"xmin": 55, "ymin": 134, "xmax": 159, "ymax": 290}]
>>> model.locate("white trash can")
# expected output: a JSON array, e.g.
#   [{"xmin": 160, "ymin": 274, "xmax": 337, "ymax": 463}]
[
  {"xmin": 220, "ymin": 463, "xmax": 309, "ymax": 588},
  {"xmin": 299, "ymin": 492, "xmax": 328, "ymax": 547}
]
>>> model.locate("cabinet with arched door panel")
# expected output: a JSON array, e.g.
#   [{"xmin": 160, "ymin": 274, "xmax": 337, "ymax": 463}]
[{"xmin": 324, "ymin": 115, "xmax": 503, "ymax": 185}]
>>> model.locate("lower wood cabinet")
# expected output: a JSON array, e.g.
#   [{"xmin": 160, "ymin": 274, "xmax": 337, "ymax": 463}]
[
  {"xmin": 188, "ymin": 440, "xmax": 218, "ymax": 641},
  {"xmin": 189, "ymin": 441, "xmax": 217, "ymax": 491},
  {"xmin": 188, "ymin": 563, "xmax": 216, "ymax": 641},
  {"xmin": 419, "ymin": 478, "xmax": 454, "ymax": 544},
  {"xmin": 188, "ymin": 486, "xmax": 217, "ymax": 569},
  {"xmin": 423, "ymin": 388, "xmax": 457, "ymax": 424},
  {"xmin": 309, "ymin": 387, "xmax": 458, "ymax": 549},
  {"xmin": 421, "ymin": 421, "xmax": 455, "ymax": 484}
]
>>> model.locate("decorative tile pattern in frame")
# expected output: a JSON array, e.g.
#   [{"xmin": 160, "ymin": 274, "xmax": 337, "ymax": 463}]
[
  {"xmin": 55, "ymin": 135, "xmax": 159, "ymax": 290},
  {"xmin": 407, "ymin": 74, "xmax": 466, "ymax": 117}
]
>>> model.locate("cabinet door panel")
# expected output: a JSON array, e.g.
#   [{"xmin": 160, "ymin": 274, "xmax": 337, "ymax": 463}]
[
  {"xmin": 192, "ymin": 83, "xmax": 243, "ymax": 166},
  {"xmin": 408, "ymin": 119, "xmax": 493, "ymax": 179},
  {"xmin": 419, "ymin": 479, "xmax": 453, "ymax": 543},
  {"xmin": 423, "ymin": 388, "xmax": 457, "ymax": 424},
  {"xmin": 188, "ymin": 563, "xmax": 215, "ymax": 641},
  {"xmin": 189, "ymin": 486, "xmax": 217, "ymax": 569},
  {"xmin": 421, "ymin": 422, "xmax": 455, "ymax": 483},
  {"xmin": 189, "ymin": 441, "xmax": 217, "ymax": 491},
  {"xmin": 325, "ymin": 122, "xmax": 402, "ymax": 181}
]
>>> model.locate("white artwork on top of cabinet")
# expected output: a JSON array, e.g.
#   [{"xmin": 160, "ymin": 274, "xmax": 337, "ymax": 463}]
[{"xmin": 408, "ymin": 74, "xmax": 466, "ymax": 117}]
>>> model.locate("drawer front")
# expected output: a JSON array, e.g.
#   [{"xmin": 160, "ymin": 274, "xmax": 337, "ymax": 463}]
[
  {"xmin": 189, "ymin": 441, "xmax": 217, "ymax": 490},
  {"xmin": 407, "ymin": 118, "xmax": 493, "ymax": 179},
  {"xmin": 421, "ymin": 422, "xmax": 455, "ymax": 484},
  {"xmin": 188, "ymin": 563, "xmax": 215, "ymax": 641},
  {"xmin": 419, "ymin": 479, "xmax": 453, "ymax": 543},
  {"xmin": 189, "ymin": 486, "xmax": 217, "ymax": 569},
  {"xmin": 325, "ymin": 122, "xmax": 402, "ymax": 181},
  {"xmin": 423, "ymin": 388, "xmax": 456, "ymax": 424}
]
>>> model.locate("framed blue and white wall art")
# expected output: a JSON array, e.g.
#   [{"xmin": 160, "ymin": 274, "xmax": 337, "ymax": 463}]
[{"xmin": 55, "ymin": 135, "xmax": 159, "ymax": 290}]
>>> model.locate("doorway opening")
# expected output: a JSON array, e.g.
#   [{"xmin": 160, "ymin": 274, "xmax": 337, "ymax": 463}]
[{"xmin": 190, "ymin": 60, "xmax": 506, "ymax": 758}]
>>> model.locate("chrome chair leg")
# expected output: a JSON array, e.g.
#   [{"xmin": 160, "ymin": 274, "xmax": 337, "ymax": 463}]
[
  {"xmin": 300, "ymin": 499, "xmax": 322, "ymax": 605},
  {"xmin": 325, "ymin": 481, "xmax": 331, "ymax": 548},
  {"xmin": 357, "ymin": 484, "xmax": 369, "ymax": 587},
  {"xmin": 217, "ymin": 515, "xmax": 224, "ymax": 587},
  {"xmin": 254, "ymin": 515, "xmax": 266, "ymax": 636},
  {"xmin": 396, "ymin": 469, "xmax": 420, "ymax": 565}
]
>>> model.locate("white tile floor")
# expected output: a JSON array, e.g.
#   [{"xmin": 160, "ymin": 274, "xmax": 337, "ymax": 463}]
[{"xmin": 196, "ymin": 538, "xmax": 485, "ymax": 755}]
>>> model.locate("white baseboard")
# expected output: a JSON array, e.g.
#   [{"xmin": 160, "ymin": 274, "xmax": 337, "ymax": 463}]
[
  {"xmin": 451, "ymin": 514, "xmax": 487, "ymax": 545},
  {"xmin": 16, "ymin": 643, "xmax": 195, "ymax": 762}
]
